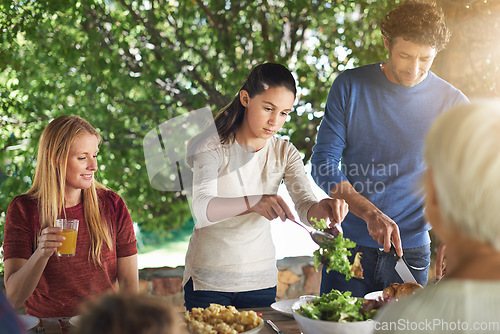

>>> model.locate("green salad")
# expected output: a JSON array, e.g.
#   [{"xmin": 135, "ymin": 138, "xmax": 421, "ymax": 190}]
[
  {"xmin": 310, "ymin": 218, "xmax": 363, "ymax": 280},
  {"xmin": 298, "ymin": 290, "xmax": 377, "ymax": 322}
]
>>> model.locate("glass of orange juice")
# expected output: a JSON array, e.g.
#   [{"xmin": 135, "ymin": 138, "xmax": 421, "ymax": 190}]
[{"xmin": 55, "ymin": 219, "xmax": 79, "ymax": 257}]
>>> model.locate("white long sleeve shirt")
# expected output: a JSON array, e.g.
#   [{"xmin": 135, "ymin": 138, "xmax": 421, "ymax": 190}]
[{"xmin": 183, "ymin": 135, "xmax": 318, "ymax": 292}]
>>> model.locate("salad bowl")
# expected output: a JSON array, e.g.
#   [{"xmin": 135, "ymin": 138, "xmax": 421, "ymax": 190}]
[{"xmin": 291, "ymin": 295, "xmax": 376, "ymax": 334}]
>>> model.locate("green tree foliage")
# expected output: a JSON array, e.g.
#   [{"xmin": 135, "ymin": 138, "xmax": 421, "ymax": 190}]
[
  {"xmin": 0, "ymin": 0, "xmax": 395, "ymax": 235},
  {"xmin": 1, "ymin": 0, "xmax": 498, "ymax": 241}
]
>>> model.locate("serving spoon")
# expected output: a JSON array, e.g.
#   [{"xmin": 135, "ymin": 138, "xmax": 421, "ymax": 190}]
[{"xmin": 288, "ymin": 218, "xmax": 342, "ymax": 247}]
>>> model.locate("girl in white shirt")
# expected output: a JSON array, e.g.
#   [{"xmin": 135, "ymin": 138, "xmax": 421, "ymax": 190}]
[{"xmin": 183, "ymin": 63, "xmax": 348, "ymax": 309}]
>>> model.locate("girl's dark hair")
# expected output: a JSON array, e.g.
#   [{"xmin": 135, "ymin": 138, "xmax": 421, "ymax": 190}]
[
  {"xmin": 214, "ymin": 62, "xmax": 296, "ymax": 145},
  {"xmin": 187, "ymin": 63, "xmax": 296, "ymax": 165}
]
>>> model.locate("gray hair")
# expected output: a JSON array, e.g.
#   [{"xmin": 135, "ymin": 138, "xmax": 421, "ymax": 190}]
[{"xmin": 425, "ymin": 99, "xmax": 500, "ymax": 249}]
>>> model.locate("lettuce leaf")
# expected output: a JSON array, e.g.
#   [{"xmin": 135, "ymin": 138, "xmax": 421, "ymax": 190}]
[
  {"xmin": 310, "ymin": 217, "xmax": 363, "ymax": 281},
  {"xmin": 298, "ymin": 290, "xmax": 374, "ymax": 322}
]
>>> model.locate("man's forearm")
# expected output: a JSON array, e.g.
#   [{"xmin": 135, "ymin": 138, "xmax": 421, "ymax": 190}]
[
  {"xmin": 329, "ymin": 180, "xmax": 382, "ymax": 222},
  {"xmin": 329, "ymin": 181, "xmax": 403, "ymax": 255}
]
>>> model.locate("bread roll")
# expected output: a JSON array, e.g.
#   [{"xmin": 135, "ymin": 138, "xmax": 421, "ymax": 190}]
[{"xmin": 383, "ymin": 282, "xmax": 423, "ymax": 300}]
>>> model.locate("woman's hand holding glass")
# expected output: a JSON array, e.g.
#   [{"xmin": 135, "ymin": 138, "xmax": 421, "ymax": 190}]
[{"xmin": 37, "ymin": 226, "xmax": 65, "ymax": 258}]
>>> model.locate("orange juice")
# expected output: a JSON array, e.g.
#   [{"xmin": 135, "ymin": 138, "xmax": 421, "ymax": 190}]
[{"xmin": 57, "ymin": 229, "xmax": 78, "ymax": 257}]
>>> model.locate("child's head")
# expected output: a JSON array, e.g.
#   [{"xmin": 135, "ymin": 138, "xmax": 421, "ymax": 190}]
[
  {"xmin": 241, "ymin": 62, "xmax": 297, "ymax": 100},
  {"xmin": 75, "ymin": 293, "xmax": 184, "ymax": 334},
  {"xmin": 215, "ymin": 62, "xmax": 296, "ymax": 144}
]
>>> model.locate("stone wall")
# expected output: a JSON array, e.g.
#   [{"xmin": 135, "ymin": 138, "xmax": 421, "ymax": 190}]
[{"xmin": 139, "ymin": 256, "xmax": 321, "ymax": 311}]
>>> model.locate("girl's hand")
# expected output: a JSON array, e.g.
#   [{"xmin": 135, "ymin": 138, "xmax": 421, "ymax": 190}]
[
  {"xmin": 307, "ymin": 198, "xmax": 349, "ymax": 226},
  {"xmin": 37, "ymin": 227, "xmax": 65, "ymax": 258},
  {"xmin": 249, "ymin": 194, "xmax": 295, "ymax": 221}
]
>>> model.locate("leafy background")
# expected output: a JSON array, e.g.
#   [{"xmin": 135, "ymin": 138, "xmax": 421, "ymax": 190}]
[{"xmin": 1, "ymin": 0, "xmax": 499, "ymax": 273}]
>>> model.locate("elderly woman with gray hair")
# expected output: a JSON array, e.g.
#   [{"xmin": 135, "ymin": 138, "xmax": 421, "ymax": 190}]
[{"xmin": 375, "ymin": 100, "xmax": 500, "ymax": 333}]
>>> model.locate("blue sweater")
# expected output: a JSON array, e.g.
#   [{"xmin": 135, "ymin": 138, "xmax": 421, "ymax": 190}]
[{"xmin": 311, "ymin": 63, "xmax": 468, "ymax": 248}]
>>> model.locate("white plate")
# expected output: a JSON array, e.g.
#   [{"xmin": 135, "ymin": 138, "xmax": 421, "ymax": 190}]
[
  {"xmin": 18, "ymin": 315, "xmax": 39, "ymax": 330},
  {"xmin": 243, "ymin": 320, "xmax": 264, "ymax": 333},
  {"xmin": 69, "ymin": 315, "xmax": 81, "ymax": 327},
  {"xmin": 363, "ymin": 290, "xmax": 383, "ymax": 300},
  {"xmin": 271, "ymin": 299, "xmax": 300, "ymax": 317}
]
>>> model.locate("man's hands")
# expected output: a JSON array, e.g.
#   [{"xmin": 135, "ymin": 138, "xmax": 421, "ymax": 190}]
[
  {"xmin": 307, "ymin": 198, "xmax": 349, "ymax": 227},
  {"xmin": 364, "ymin": 210, "xmax": 403, "ymax": 257},
  {"xmin": 330, "ymin": 181, "xmax": 403, "ymax": 257}
]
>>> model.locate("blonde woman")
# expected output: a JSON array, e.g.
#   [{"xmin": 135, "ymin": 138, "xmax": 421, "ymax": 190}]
[{"xmin": 3, "ymin": 115, "xmax": 138, "ymax": 318}]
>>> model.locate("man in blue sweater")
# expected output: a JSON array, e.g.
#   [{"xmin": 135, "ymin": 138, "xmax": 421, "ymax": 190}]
[{"xmin": 311, "ymin": 1, "xmax": 469, "ymax": 297}]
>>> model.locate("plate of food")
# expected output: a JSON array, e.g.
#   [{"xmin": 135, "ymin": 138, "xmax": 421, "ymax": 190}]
[
  {"xmin": 363, "ymin": 290, "xmax": 383, "ymax": 300},
  {"xmin": 18, "ymin": 315, "xmax": 39, "ymax": 330},
  {"xmin": 271, "ymin": 295, "xmax": 317, "ymax": 317},
  {"xmin": 382, "ymin": 282, "xmax": 423, "ymax": 300},
  {"xmin": 185, "ymin": 303, "xmax": 264, "ymax": 333},
  {"xmin": 271, "ymin": 299, "xmax": 299, "ymax": 317}
]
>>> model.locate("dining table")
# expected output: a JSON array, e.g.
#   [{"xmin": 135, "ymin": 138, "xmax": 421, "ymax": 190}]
[
  {"xmin": 26, "ymin": 306, "xmax": 301, "ymax": 333},
  {"xmin": 27, "ymin": 317, "xmax": 74, "ymax": 334},
  {"xmin": 252, "ymin": 306, "xmax": 301, "ymax": 334}
]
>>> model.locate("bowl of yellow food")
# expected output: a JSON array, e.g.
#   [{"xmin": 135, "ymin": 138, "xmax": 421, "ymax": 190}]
[{"xmin": 185, "ymin": 303, "xmax": 263, "ymax": 334}]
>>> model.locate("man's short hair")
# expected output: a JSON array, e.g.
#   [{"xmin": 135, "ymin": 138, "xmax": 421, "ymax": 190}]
[{"xmin": 381, "ymin": 1, "xmax": 451, "ymax": 51}]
